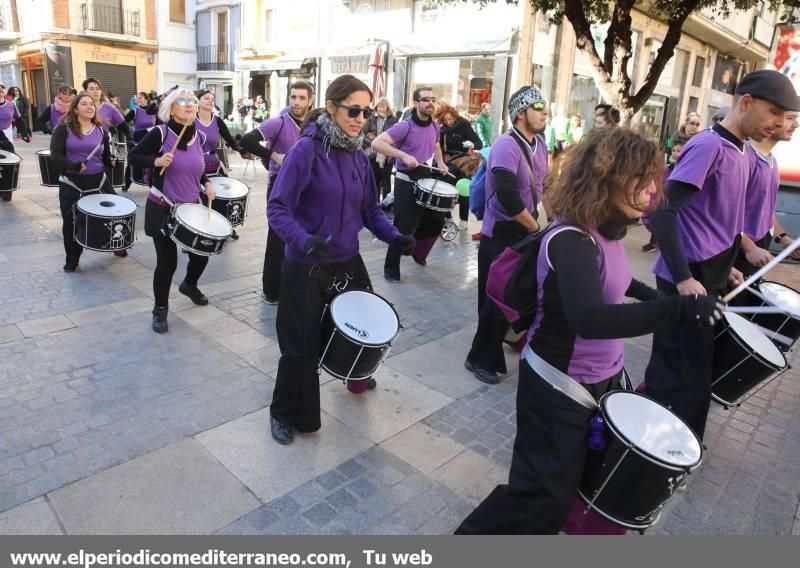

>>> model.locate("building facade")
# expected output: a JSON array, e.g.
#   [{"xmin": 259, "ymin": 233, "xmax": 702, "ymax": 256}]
[
  {"xmin": 195, "ymin": 0, "xmax": 240, "ymax": 118},
  {"xmin": 156, "ymin": 0, "xmax": 196, "ymax": 94}
]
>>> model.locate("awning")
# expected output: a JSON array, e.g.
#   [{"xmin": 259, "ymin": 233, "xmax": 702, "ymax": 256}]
[{"xmin": 391, "ymin": 34, "xmax": 512, "ymax": 57}]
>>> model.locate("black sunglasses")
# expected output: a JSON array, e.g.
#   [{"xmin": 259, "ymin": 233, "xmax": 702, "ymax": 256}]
[{"xmin": 334, "ymin": 102, "xmax": 373, "ymax": 119}]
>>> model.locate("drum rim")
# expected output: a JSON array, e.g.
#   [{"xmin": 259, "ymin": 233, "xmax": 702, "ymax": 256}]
[
  {"xmin": 757, "ymin": 280, "xmax": 800, "ymax": 319},
  {"xmin": 167, "ymin": 232, "xmax": 226, "ymax": 256},
  {"xmin": 0, "ymin": 151, "xmax": 22, "ymax": 164},
  {"xmin": 75, "ymin": 195, "xmax": 138, "ymax": 217},
  {"xmin": 721, "ymin": 311, "xmax": 787, "ymax": 370},
  {"xmin": 599, "ymin": 391, "xmax": 704, "ymax": 470},
  {"xmin": 415, "ymin": 178, "xmax": 458, "ymax": 195},
  {"xmin": 174, "ymin": 204, "xmax": 233, "ymax": 238},
  {"xmin": 329, "ymin": 288, "xmax": 400, "ymax": 346},
  {"xmin": 575, "ymin": 489, "xmax": 663, "ymax": 530}
]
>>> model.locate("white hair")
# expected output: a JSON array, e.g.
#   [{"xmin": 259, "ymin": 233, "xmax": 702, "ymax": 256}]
[{"xmin": 158, "ymin": 88, "xmax": 195, "ymax": 123}]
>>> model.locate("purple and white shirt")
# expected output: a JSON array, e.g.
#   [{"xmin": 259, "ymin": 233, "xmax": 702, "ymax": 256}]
[
  {"xmin": 65, "ymin": 126, "xmax": 106, "ymax": 175},
  {"xmin": 384, "ymin": 118, "xmax": 440, "ymax": 172},
  {"xmin": 743, "ymin": 142, "xmax": 780, "ymax": 241}
]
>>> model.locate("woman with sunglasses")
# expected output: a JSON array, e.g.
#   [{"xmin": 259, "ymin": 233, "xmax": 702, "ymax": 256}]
[
  {"xmin": 128, "ymin": 90, "xmax": 217, "ymax": 334},
  {"xmin": 266, "ymin": 75, "xmax": 414, "ymax": 445},
  {"xmin": 122, "ymin": 91, "xmax": 159, "ymax": 191},
  {"xmin": 456, "ymin": 128, "xmax": 725, "ymax": 535},
  {"xmin": 38, "ymin": 84, "xmax": 75, "ymax": 134},
  {"xmin": 666, "ymin": 112, "xmax": 701, "ymax": 158}
]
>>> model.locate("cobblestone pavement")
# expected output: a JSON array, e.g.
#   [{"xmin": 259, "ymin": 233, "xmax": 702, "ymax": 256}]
[{"xmin": 2, "ymin": 136, "xmax": 800, "ymax": 535}]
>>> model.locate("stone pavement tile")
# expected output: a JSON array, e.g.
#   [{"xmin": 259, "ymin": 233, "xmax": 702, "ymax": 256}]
[
  {"xmin": 2, "ymin": 242, "xmax": 62, "ymax": 260},
  {"xmin": 109, "ymin": 297, "xmax": 153, "ymax": 316},
  {"xmin": 0, "ymin": 324, "xmax": 23, "ymax": 344},
  {"xmin": 380, "ymin": 423, "xmax": 466, "ymax": 474},
  {"xmin": 0, "ymin": 252, "xmax": 7, "ymax": 262},
  {"xmin": 429, "ymin": 448, "xmax": 507, "ymax": 506},
  {"xmin": 16, "ymin": 315, "xmax": 76, "ymax": 338},
  {"xmin": 319, "ymin": 367, "xmax": 452, "ymax": 444},
  {"xmin": 65, "ymin": 306, "xmax": 119, "ymax": 327},
  {"xmin": 0, "ymin": 497, "xmax": 63, "ymax": 535},
  {"xmin": 238, "ymin": 345, "xmax": 281, "ymax": 375},
  {"xmin": 201, "ymin": 276, "xmax": 261, "ymax": 298},
  {"xmin": 48, "ymin": 439, "xmax": 260, "ymax": 534},
  {"xmin": 192, "ymin": 314, "xmax": 253, "ymax": 337},
  {"xmin": 174, "ymin": 305, "xmax": 228, "ymax": 325},
  {"xmin": 216, "ymin": 328, "xmax": 274, "ymax": 355},
  {"xmin": 196, "ymin": 409, "xmax": 373, "ymax": 503}
]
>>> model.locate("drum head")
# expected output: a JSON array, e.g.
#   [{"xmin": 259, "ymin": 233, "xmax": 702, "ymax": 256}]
[
  {"xmin": 330, "ymin": 290, "xmax": 399, "ymax": 346},
  {"xmin": 603, "ymin": 391, "xmax": 702, "ymax": 468},
  {"xmin": 204, "ymin": 178, "xmax": 249, "ymax": 199},
  {"xmin": 416, "ymin": 178, "xmax": 458, "ymax": 196},
  {"xmin": 37, "ymin": 150, "xmax": 51, "ymax": 157},
  {"xmin": 758, "ymin": 281, "xmax": 800, "ymax": 318},
  {"xmin": 175, "ymin": 203, "xmax": 231, "ymax": 237},
  {"xmin": 0, "ymin": 150, "xmax": 21, "ymax": 164},
  {"xmin": 76, "ymin": 194, "xmax": 137, "ymax": 216},
  {"xmin": 724, "ymin": 312, "xmax": 785, "ymax": 368}
]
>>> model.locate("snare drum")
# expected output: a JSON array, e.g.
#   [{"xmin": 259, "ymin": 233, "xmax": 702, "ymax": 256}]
[
  {"xmin": 712, "ymin": 312, "xmax": 787, "ymax": 407},
  {"xmin": 167, "ymin": 203, "xmax": 232, "ymax": 256},
  {"xmin": 579, "ymin": 391, "xmax": 703, "ymax": 530},
  {"xmin": 320, "ymin": 290, "xmax": 400, "ymax": 382},
  {"xmin": 200, "ymin": 178, "xmax": 249, "ymax": 227},
  {"xmin": 37, "ymin": 150, "xmax": 62, "ymax": 187},
  {"xmin": 413, "ymin": 178, "xmax": 459, "ymax": 212},
  {"xmin": 0, "ymin": 151, "xmax": 21, "ymax": 192},
  {"xmin": 742, "ymin": 281, "xmax": 800, "ymax": 352},
  {"xmin": 74, "ymin": 194, "xmax": 137, "ymax": 252}
]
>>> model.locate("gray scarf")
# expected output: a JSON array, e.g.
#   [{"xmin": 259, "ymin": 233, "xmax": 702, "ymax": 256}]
[{"xmin": 317, "ymin": 112, "xmax": 364, "ymax": 154}]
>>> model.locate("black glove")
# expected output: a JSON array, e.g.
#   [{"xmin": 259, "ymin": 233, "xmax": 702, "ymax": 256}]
[
  {"xmin": 304, "ymin": 235, "xmax": 331, "ymax": 259},
  {"xmin": 395, "ymin": 235, "xmax": 416, "ymax": 256},
  {"xmin": 679, "ymin": 294, "xmax": 726, "ymax": 328}
]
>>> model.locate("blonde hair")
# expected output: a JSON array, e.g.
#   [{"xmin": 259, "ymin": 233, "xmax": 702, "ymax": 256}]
[
  {"xmin": 158, "ymin": 88, "xmax": 195, "ymax": 123},
  {"xmin": 374, "ymin": 97, "xmax": 393, "ymax": 116}
]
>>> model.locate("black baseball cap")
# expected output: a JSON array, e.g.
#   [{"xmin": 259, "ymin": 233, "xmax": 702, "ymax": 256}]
[{"xmin": 736, "ymin": 69, "xmax": 800, "ymax": 111}]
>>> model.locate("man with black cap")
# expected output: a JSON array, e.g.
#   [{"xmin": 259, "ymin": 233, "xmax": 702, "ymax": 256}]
[
  {"xmin": 464, "ymin": 86, "xmax": 548, "ymax": 385},
  {"xmin": 645, "ymin": 69, "xmax": 800, "ymax": 439}
]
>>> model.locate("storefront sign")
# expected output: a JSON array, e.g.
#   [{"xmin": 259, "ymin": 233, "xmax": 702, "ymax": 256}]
[
  {"xmin": 90, "ymin": 46, "xmax": 118, "ymax": 63},
  {"xmin": 330, "ymin": 55, "xmax": 370, "ymax": 75},
  {"xmin": 44, "ymin": 46, "xmax": 74, "ymax": 97}
]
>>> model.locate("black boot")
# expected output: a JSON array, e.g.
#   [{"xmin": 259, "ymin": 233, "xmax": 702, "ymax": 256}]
[
  {"xmin": 179, "ymin": 280, "xmax": 208, "ymax": 305},
  {"xmin": 152, "ymin": 306, "xmax": 168, "ymax": 334}
]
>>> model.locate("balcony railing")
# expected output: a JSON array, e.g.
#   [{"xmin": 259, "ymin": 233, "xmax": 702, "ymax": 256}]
[
  {"xmin": 197, "ymin": 45, "xmax": 237, "ymax": 72},
  {"xmin": 80, "ymin": 2, "xmax": 140, "ymax": 37}
]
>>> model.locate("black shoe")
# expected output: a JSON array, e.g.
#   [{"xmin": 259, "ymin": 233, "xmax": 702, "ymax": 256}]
[
  {"xmin": 152, "ymin": 306, "xmax": 168, "ymax": 334},
  {"xmin": 367, "ymin": 378, "xmax": 377, "ymax": 390},
  {"xmin": 384, "ymin": 267, "xmax": 400, "ymax": 283},
  {"xmin": 231, "ymin": 229, "xmax": 240, "ymax": 240},
  {"xmin": 114, "ymin": 249, "xmax": 128, "ymax": 258},
  {"xmin": 641, "ymin": 242, "xmax": 658, "ymax": 253},
  {"xmin": 270, "ymin": 416, "xmax": 294, "ymax": 445},
  {"xmin": 464, "ymin": 359, "xmax": 498, "ymax": 385},
  {"xmin": 63, "ymin": 263, "xmax": 76, "ymax": 273},
  {"xmin": 179, "ymin": 281, "xmax": 208, "ymax": 305},
  {"xmin": 260, "ymin": 291, "xmax": 278, "ymax": 305}
]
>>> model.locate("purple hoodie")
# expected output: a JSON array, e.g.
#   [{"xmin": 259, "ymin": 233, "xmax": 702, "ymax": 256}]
[
  {"xmin": 256, "ymin": 107, "xmax": 302, "ymax": 176},
  {"xmin": 267, "ymin": 124, "xmax": 400, "ymax": 263}
]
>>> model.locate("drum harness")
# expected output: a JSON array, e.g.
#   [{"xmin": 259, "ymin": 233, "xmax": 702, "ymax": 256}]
[
  {"xmin": 522, "ymin": 344, "xmax": 599, "ymax": 410},
  {"xmin": 59, "ymin": 173, "xmax": 108, "ymax": 196}
]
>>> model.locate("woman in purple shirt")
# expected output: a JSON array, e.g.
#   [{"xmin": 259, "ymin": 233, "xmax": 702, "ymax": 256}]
[
  {"xmin": 266, "ymin": 75, "xmax": 414, "ymax": 445},
  {"xmin": 122, "ymin": 91, "xmax": 158, "ymax": 191},
  {"xmin": 455, "ymin": 128, "xmax": 725, "ymax": 535},
  {"xmin": 37, "ymin": 84, "xmax": 74, "ymax": 134},
  {"xmin": 82, "ymin": 78, "xmax": 131, "ymax": 143},
  {"xmin": 49, "ymin": 92, "xmax": 117, "ymax": 272},
  {"xmin": 128, "ymin": 89, "xmax": 217, "ymax": 334}
]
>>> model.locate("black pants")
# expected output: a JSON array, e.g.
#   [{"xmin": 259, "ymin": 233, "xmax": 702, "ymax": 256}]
[
  {"xmin": 456, "ymin": 362, "xmax": 619, "ymax": 534},
  {"xmin": 263, "ymin": 174, "xmax": 284, "ymax": 300},
  {"xmin": 124, "ymin": 129, "xmax": 148, "ymax": 188},
  {"xmin": 384, "ymin": 177, "xmax": 446, "ymax": 272},
  {"xmin": 645, "ymin": 277, "xmax": 714, "ymax": 439},
  {"xmin": 58, "ymin": 173, "xmax": 115, "ymax": 267},
  {"xmin": 271, "ymin": 256, "xmax": 371, "ymax": 432},
  {"xmin": 145, "ymin": 200, "xmax": 209, "ymax": 307},
  {"xmin": 369, "ymin": 155, "xmax": 392, "ymax": 198}
]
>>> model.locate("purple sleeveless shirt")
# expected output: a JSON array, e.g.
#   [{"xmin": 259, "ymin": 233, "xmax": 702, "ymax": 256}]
[
  {"xmin": 146, "ymin": 125, "xmax": 205, "ymax": 205},
  {"xmin": 195, "ymin": 116, "xmax": 220, "ymax": 170},
  {"xmin": 96, "ymin": 102, "xmax": 125, "ymax": 127},
  {"xmin": 66, "ymin": 126, "xmax": 106, "ymax": 175},
  {"xmin": 50, "ymin": 104, "xmax": 65, "ymax": 128},
  {"xmin": 133, "ymin": 106, "xmax": 156, "ymax": 131}
]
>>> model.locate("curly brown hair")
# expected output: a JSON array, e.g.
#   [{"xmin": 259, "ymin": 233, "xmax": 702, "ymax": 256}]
[
  {"xmin": 433, "ymin": 102, "xmax": 459, "ymax": 123},
  {"xmin": 547, "ymin": 128, "xmax": 663, "ymax": 229}
]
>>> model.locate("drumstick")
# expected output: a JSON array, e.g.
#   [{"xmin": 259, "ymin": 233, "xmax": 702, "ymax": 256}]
[
  {"xmin": 723, "ymin": 236, "xmax": 800, "ymax": 303},
  {"xmin": 728, "ymin": 306, "xmax": 792, "ymax": 315},
  {"xmin": 751, "ymin": 323, "xmax": 794, "ymax": 347},
  {"xmin": 420, "ymin": 163, "xmax": 456, "ymax": 179},
  {"xmin": 159, "ymin": 121, "xmax": 190, "ymax": 175},
  {"xmin": 208, "ymin": 195, "xmax": 213, "ymax": 222}
]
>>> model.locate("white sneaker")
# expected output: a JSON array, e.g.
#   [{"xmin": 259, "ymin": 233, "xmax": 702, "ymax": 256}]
[{"xmin": 457, "ymin": 220, "xmax": 468, "ymax": 231}]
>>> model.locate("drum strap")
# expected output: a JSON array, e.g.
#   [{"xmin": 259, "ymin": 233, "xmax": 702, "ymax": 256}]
[
  {"xmin": 523, "ymin": 344, "xmax": 599, "ymax": 409},
  {"xmin": 395, "ymin": 171, "xmax": 412, "ymax": 183},
  {"xmin": 148, "ymin": 186, "xmax": 175, "ymax": 207},
  {"xmin": 59, "ymin": 173, "xmax": 107, "ymax": 195}
]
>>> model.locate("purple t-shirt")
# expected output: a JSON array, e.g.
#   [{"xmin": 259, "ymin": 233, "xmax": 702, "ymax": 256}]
[
  {"xmin": 96, "ymin": 102, "xmax": 125, "ymax": 127},
  {"xmin": 653, "ymin": 128, "xmax": 749, "ymax": 283},
  {"xmin": 153, "ymin": 125, "xmax": 205, "ymax": 205},
  {"xmin": 195, "ymin": 116, "xmax": 220, "ymax": 170},
  {"xmin": 528, "ymin": 225, "xmax": 632, "ymax": 383},
  {"xmin": 0, "ymin": 100, "xmax": 20, "ymax": 130},
  {"xmin": 257, "ymin": 108, "xmax": 302, "ymax": 176},
  {"xmin": 133, "ymin": 106, "xmax": 156, "ymax": 131},
  {"xmin": 65, "ymin": 126, "xmax": 106, "ymax": 175},
  {"xmin": 482, "ymin": 131, "xmax": 548, "ymax": 238},
  {"xmin": 50, "ymin": 104, "xmax": 65, "ymax": 128},
  {"xmin": 743, "ymin": 143, "xmax": 780, "ymax": 241},
  {"xmin": 384, "ymin": 118, "xmax": 440, "ymax": 172}
]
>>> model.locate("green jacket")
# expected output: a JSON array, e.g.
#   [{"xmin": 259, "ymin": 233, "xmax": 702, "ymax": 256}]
[{"xmin": 475, "ymin": 113, "xmax": 494, "ymax": 146}]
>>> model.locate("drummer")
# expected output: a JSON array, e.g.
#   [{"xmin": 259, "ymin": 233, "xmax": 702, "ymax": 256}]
[
  {"xmin": 37, "ymin": 84, "xmax": 75, "ymax": 134},
  {"xmin": 49, "ymin": 92, "xmax": 117, "ymax": 272},
  {"xmin": 0, "ymin": 82, "xmax": 30, "ymax": 202},
  {"xmin": 372, "ymin": 86, "xmax": 448, "ymax": 283},
  {"xmin": 464, "ymin": 86, "xmax": 549, "ymax": 385},
  {"xmin": 82, "ymin": 78, "xmax": 131, "ymax": 143},
  {"xmin": 455, "ymin": 128, "xmax": 725, "ymax": 535},
  {"xmin": 122, "ymin": 91, "xmax": 159, "ymax": 191},
  {"xmin": 194, "ymin": 90, "xmax": 242, "ymax": 238},
  {"xmin": 127, "ymin": 89, "xmax": 217, "ymax": 334},
  {"xmin": 735, "ymin": 110, "xmax": 800, "ymax": 276},
  {"xmin": 266, "ymin": 75, "xmax": 414, "ymax": 445}
]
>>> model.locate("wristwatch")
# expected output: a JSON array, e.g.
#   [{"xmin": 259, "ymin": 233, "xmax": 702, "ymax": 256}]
[{"xmin": 774, "ymin": 232, "xmax": 790, "ymax": 244}]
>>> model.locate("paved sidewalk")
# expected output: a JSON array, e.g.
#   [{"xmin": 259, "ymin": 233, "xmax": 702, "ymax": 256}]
[{"xmin": 1, "ymin": 136, "xmax": 800, "ymax": 535}]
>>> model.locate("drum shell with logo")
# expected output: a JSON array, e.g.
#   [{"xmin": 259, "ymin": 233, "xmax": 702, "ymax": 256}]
[
  {"xmin": 74, "ymin": 194, "xmax": 137, "ymax": 251},
  {"xmin": 0, "ymin": 151, "xmax": 21, "ymax": 192},
  {"xmin": 37, "ymin": 149, "xmax": 61, "ymax": 187},
  {"xmin": 200, "ymin": 178, "xmax": 249, "ymax": 227},
  {"xmin": 739, "ymin": 281, "xmax": 800, "ymax": 352},
  {"xmin": 712, "ymin": 312, "xmax": 786, "ymax": 407},
  {"xmin": 167, "ymin": 203, "xmax": 232, "ymax": 256},
  {"xmin": 413, "ymin": 178, "xmax": 458, "ymax": 212},
  {"xmin": 320, "ymin": 290, "xmax": 400, "ymax": 381},
  {"xmin": 578, "ymin": 391, "xmax": 703, "ymax": 530}
]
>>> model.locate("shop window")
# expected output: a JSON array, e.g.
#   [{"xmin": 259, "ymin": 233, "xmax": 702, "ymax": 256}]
[
  {"xmin": 568, "ymin": 75, "xmax": 601, "ymax": 129},
  {"xmin": 692, "ymin": 56, "xmax": 705, "ymax": 87},
  {"xmin": 688, "ymin": 96, "xmax": 699, "ymax": 114}
]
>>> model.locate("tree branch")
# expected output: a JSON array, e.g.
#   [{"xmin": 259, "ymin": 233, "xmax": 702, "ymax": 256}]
[{"xmin": 563, "ymin": 0, "xmax": 615, "ymax": 98}]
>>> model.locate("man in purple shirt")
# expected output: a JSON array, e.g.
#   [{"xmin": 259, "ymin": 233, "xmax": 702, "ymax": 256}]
[
  {"xmin": 646, "ymin": 70, "xmax": 800, "ymax": 439},
  {"xmin": 240, "ymin": 81, "xmax": 314, "ymax": 304},
  {"xmin": 372, "ymin": 86, "xmax": 447, "ymax": 282}
]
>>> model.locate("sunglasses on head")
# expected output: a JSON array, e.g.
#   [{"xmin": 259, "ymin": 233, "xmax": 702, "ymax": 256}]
[
  {"xmin": 175, "ymin": 96, "xmax": 199, "ymax": 107},
  {"xmin": 334, "ymin": 102, "xmax": 373, "ymax": 119},
  {"xmin": 416, "ymin": 97, "xmax": 437, "ymax": 103}
]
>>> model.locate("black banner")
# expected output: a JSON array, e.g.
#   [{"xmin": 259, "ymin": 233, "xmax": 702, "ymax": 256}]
[{"xmin": 45, "ymin": 45, "xmax": 74, "ymax": 100}]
